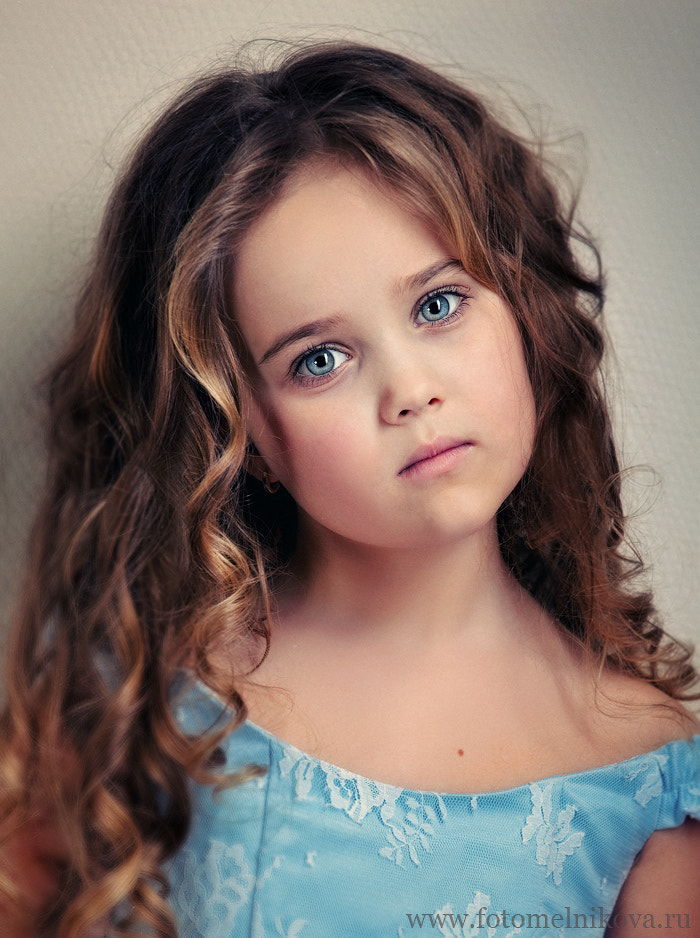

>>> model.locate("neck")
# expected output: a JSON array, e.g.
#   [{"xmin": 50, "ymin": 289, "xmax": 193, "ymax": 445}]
[{"xmin": 277, "ymin": 518, "xmax": 533, "ymax": 649}]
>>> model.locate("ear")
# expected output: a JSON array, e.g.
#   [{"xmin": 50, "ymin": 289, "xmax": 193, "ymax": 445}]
[
  {"xmin": 244, "ymin": 440, "xmax": 265, "ymax": 480},
  {"xmin": 244, "ymin": 441, "xmax": 279, "ymax": 488}
]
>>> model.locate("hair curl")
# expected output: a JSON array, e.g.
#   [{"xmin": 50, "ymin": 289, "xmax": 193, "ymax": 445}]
[{"xmin": 1, "ymin": 40, "xmax": 696, "ymax": 936}]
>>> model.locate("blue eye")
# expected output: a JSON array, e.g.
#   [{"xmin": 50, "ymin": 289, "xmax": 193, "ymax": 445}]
[
  {"xmin": 296, "ymin": 347, "xmax": 348, "ymax": 379},
  {"xmin": 417, "ymin": 291, "xmax": 461, "ymax": 323}
]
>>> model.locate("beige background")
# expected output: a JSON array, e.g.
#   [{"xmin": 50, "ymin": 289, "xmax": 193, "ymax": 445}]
[{"xmin": 1, "ymin": 1, "xmax": 698, "ymax": 658}]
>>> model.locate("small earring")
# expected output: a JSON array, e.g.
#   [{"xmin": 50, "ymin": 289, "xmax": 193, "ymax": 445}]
[{"xmin": 262, "ymin": 470, "xmax": 280, "ymax": 494}]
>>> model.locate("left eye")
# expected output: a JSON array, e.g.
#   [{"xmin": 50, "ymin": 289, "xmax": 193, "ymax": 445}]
[
  {"xmin": 296, "ymin": 347, "xmax": 348, "ymax": 378},
  {"xmin": 417, "ymin": 292, "xmax": 461, "ymax": 323}
]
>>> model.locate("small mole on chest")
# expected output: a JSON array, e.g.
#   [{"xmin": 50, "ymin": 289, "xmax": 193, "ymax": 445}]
[{"xmin": 457, "ymin": 749, "xmax": 464, "ymax": 757}]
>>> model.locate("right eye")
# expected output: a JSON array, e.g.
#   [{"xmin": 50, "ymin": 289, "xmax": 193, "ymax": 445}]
[{"xmin": 294, "ymin": 346, "xmax": 349, "ymax": 380}]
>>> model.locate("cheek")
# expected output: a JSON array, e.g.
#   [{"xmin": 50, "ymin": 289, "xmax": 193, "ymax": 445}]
[
  {"xmin": 517, "ymin": 391, "xmax": 537, "ymax": 471},
  {"xmin": 472, "ymin": 333, "xmax": 536, "ymax": 468},
  {"xmin": 246, "ymin": 394, "xmax": 365, "ymax": 496},
  {"xmin": 511, "ymin": 349, "xmax": 537, "ymax": 463},
  {"xmin": 503, "ymin": 375, "xmax": 536, "ymax": 473},
  {"xmin": 286, "ymin": 417, "xmax": 364, "ymax": 494},
  {"xmin": 276, "ymin": 420, "xmax": 374, "ymax": 533}
]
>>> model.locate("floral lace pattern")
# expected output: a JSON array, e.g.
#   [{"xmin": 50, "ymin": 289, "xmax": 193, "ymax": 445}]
[
  {"xmin": 168, "ymin": 689, "xmax": 700, "ymax": 938},
  {"xmin": 279, "ymin": 743, "xmax": 448, "ymax": 866},
  {"xmin": 170, "ymin": 841, "xmax": 255, "ymax": 934},
  {"xmin": 625, "ymin": 754, "xmax": 668, "ymax": 807},
  {"xmin": 521, "ymin": 782, "xmax": 585, "ymax": 886}
]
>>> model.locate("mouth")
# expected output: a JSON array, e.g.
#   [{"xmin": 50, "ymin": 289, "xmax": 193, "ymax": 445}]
[{"xmin": 399, "ymin": 437, "xmax": 473, "ymax": 479}]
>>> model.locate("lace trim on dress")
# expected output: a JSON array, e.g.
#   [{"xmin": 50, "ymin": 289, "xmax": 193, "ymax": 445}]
[{"xmin": 278, "ymin": 742, "xmax": 449, "ymax": 867}]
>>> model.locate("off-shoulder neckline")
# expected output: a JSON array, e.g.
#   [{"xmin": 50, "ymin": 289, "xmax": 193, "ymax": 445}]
[{"xmin": 185, "ymin": 676, "xmax": 700, "ymax": 799}]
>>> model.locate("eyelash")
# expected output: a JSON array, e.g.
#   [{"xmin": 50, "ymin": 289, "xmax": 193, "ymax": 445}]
[
  {"xmin": 289, "ymin": 284, "xmax": 472, "ymax": 385},
  {"xmin": 415, "ymin": 285, "xmax": 472, "ymax": 327},
  {"xmin": 291, "ymin": 345, "xmax": 349, "ymax": 386}
]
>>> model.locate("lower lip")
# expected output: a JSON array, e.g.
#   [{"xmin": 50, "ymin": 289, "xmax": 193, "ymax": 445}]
[{"xmin": 399, "ymin": 443, "xmax": 473, "ymax": 481}]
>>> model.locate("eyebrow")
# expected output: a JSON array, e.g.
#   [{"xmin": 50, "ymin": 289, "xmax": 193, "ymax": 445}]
[
  {"xmin": 259, "ymin": 316, "xmax": 346, "ymax": 365},
  {"xmin": 257, "ymin": 257, "xmax": 468, "ymax": 366},
  {"xmin": 394, "ymin": 257, "xmax": 467, "ymax": 295}
]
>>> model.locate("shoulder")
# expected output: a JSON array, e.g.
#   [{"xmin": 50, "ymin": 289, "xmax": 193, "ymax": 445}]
[
  {"xmin": 590, "ymin": 666, "xmax": 699, "ymax": 759},
  {"xmin": 596, "ymin": 674, "xmax": 700, "ymax": 931},
  {"xmin": 608, "ymin": 819, "xmax": 700, "ymax": 933}
]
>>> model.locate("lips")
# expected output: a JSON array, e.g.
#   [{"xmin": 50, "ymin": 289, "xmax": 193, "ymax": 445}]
[{"xmin": 399, "ymin": 437, "xmax": 473, "ymax": 477}]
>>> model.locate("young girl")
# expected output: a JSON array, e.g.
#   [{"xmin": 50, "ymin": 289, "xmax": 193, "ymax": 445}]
[{"xmin": 1, "ymin": 41, "xmax": 698, "ymax": 938}]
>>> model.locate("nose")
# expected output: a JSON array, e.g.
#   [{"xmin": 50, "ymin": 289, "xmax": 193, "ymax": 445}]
[{"xmin": 377, "ymin": 352, "xmax": 444, "ymax": 425}]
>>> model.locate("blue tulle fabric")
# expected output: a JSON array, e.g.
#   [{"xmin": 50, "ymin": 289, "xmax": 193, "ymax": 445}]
[{"xmin": 167, "ymin": 681, "xmax": 700, "ymax": 937}]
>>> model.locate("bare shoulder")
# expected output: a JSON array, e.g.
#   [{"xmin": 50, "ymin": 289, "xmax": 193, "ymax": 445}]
[
  {"xmin": 608, "ymin": 819, "xmax": 700, "ymax": 933},
  {"xmin": 589, "ymin": 669, "xmax": 700, "ymax": 934},
  {"xmin": 592, "ymin": 665, "xmax": 699, "ymax": 759}
]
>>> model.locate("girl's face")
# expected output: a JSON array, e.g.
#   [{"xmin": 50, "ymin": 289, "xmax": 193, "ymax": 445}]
[{"xmin": 233, "ymin": 164, "xmax": 535, "ymax": 555}]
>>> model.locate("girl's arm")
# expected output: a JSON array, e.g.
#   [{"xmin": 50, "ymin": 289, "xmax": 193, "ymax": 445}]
[{"xmin": 606, "ymin": 819, "xmax": 700, "ymax": 935}]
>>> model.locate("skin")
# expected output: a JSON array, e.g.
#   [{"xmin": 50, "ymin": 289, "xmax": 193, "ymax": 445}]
[
  {"xmin": 6, "ymin": 162, "xmax": 696, "ymax": 936},
  {"xmin": 232, "ymin": 162, "xmax": 699, "ymax": 927},
  {"xmin": 608, "ymin": 820, "xmax": 700, "ymax": 934},
  {"xmin": 237, "ymin": 171, "xmax": 535, "ymax": 559}
]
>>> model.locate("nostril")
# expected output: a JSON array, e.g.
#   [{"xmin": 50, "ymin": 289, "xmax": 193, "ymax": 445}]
[
  {"xmin": 399, "ymin": 409, "xmax": 410, "ymax": 417},
  {"xmin": 428, "ymin": 397, "xmax": 440, "ymax": 406}
]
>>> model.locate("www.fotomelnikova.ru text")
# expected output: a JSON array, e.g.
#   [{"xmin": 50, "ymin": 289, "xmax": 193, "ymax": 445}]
[{"xmin": 404, "ymin": 907, "xmax": 691, "ymax": 930}]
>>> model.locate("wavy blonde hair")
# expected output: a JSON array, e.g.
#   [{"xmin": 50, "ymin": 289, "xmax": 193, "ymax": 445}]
[{"xmin": 1, "ymin": 41, "xmax": 697, "ymax": 936}]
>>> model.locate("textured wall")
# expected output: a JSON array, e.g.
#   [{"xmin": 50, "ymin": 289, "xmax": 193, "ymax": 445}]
[{"xmin": 1, "ymin": 1, "xmax": 698, "ymax": 654}]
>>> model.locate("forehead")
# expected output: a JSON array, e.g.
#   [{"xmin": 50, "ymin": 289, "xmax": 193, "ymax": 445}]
[{"xmin": 236, "ymin": 162, "xmax": 438, "ymax": 270}]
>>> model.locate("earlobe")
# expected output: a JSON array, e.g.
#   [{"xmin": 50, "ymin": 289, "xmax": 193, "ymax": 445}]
[
  {"xmin": 261, "ymin": 470, "xmax": 280, "ymax": 494},
  {"xmin": 245, "ymin": 441, "xmax": 280, "ymax": 493},
  {"xmin": 244, "ymin": 441, "xmax": 265, "ymax": 479}
]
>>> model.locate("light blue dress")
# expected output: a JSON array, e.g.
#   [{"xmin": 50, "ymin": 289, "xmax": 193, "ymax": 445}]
[{"xmin": 168, "ymin": 680, "xmax": 700, "ymax": 937}]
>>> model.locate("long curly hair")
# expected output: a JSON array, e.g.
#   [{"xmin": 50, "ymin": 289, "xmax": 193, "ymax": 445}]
[{"xmin": 1, "ymin": 40, "xmax": 696, "ymax": 936}]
